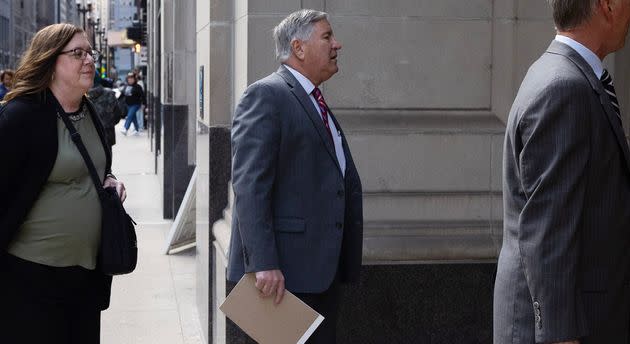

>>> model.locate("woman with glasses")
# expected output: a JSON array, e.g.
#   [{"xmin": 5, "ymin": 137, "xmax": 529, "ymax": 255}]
[{"xmin": 0, "ymin": 23, "xmax": 126, "ymax": 344}]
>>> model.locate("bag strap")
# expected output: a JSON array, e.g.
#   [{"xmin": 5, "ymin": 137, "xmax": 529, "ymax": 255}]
[{"xmin": 56, "ymin": 106, "xmax": 107, "ymax": 197}]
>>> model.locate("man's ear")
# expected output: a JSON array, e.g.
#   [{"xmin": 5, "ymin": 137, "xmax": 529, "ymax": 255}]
[
  {"xmin": 291, "ymin": 39, "xmax": 305, "ymax": 60},
  {"xmin": 599, "ymin": 0, "xmax": 614, "ymax": 18}
]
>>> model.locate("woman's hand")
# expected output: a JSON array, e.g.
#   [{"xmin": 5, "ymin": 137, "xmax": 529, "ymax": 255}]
[{"xmin": 103, "ymin": 176, "xmax": 127, "ymax": 202}]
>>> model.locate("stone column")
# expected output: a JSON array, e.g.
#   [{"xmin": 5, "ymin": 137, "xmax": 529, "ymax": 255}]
[
  {"xmin": 196, "ymin": 0, "xmax": 234, "ymax": 343},
  {"xmin": 162, "ymin": 0, "xmax": 196, "ymax": 219}
]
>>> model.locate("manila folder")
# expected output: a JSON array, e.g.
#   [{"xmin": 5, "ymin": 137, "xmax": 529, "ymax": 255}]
[{"xmin": 219, "ymin": 273, "xmax": 325, "ymax": 344}]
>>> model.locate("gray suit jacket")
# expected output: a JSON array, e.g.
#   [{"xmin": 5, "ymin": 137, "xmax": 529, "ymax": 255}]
[
  {"xmin": 494, "ymin": 40, "xmax": 630, "ymax": 343},
  {"xmin": 227, "ymin": 66, "xmax": 363, "ymax": 293}
]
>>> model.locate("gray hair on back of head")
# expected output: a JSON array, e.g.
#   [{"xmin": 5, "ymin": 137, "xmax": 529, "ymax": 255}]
[
  {"xmin": 547, "ymin": 0, "xmax": 598, "ymax": 31},
  {"xmin": 273, "ymin": 9, "xmax": 329, "ymax": 62}
]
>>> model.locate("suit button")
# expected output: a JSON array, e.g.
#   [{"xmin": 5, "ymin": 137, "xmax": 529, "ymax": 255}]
[
  {"xmin": 337, "ymin": 190, "xmax": 344, "ymax": 197},
  {"xmin": 336, "ymin": 222, "xmax": 343, "ymax": 229}
]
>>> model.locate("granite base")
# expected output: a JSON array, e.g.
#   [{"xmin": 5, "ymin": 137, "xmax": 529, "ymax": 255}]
[{"xmin": 222, "ymin": 263, "xmax": 495, "ymax": 344}]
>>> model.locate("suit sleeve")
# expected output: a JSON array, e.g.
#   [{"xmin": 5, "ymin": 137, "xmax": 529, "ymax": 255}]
[
  {"xmin": 517, "ymin": 79, "xmax": 591, "ymax": 342},
  {"xmin": 231, "ymin": 82, "xmax": 280, "ymax": 273}
]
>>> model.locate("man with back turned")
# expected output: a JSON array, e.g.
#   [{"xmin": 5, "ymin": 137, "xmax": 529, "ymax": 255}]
[{"xmin": 495, "ymin": 0, "xmax": 630, "ymax": 343}]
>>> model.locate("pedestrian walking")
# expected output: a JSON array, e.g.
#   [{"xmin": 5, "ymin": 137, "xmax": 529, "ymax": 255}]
[
  {"xmin": 120, "ymin": 72, "xmax": 144, "ymax": 135},
  {"xmin": 0, "ymin": 23, "xmax": 127, "ymax": 344},
  {"xmin": 132, "ymin": 69, "xmax": 146, "ymax": 131},
  {"xmin": 228, "ymin": 9, "xmax": 363, "ymax": 343},
  {"xmin": 0, "ymin": 69, "xmax": 14, "ymax": 100},
  {"xmin": 494, "ymin": 0, "xmax": 630, "ymax": 343},
  {"xmin": 88, "ymin": 72, "xmax": 122, "ymax": 147}
]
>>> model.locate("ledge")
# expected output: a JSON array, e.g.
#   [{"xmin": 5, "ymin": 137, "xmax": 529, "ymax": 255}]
[
  {"xmin": 211, "ymin": 217, "xmax": 502, "ymax": 265},
  {"xmin": 333, "ymin": 109, "xmax": 506, "ymax": 134}
]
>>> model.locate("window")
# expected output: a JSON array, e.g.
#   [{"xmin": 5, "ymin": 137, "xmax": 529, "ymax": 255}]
[{"xmin": 0, "ymin": 17, "xmax": 8, "ymax": 51}]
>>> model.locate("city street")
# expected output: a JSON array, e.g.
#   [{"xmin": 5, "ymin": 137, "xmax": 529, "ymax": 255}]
[{"xmin": 101, "ymin": 124, "xmax": 202, "ymax": 344}]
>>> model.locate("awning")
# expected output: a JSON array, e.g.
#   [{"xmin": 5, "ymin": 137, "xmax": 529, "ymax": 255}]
[{"xmin": 107, "ymin": 30, "xmax": 136, "ymax": 47}]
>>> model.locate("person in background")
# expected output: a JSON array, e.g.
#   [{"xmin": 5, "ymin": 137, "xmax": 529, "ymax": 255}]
[
  {"xmin": 132, "ymin": 68, "xmax": 145, "ymax": 131},
  {"xmin": 88, "ymin": 72, "xmax": 122, "ymax": 147},
  {"xmin": 0, "ymin": 69, "xmax": 14, "ymax": 100},
  {"xmin": 0, "ymin": 23, "xmax": 127, "ymax": 344},
  {"xmin": 120, "ymin": 72, "xmax": 144, "ymax": 135}
]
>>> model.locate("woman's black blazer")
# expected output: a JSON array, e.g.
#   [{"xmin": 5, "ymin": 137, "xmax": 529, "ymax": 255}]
[{"xmin": 0, "ymin": 90, "xmax": 113, "ymax": 309}]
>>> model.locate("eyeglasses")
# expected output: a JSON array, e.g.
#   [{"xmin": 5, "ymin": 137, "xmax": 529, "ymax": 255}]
[{"xmin": 59, "ymin": 48, "xmax": 100, "ymax": 61}]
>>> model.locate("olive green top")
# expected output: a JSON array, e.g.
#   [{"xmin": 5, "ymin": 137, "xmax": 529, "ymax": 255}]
[{"xmin": 8, "ymin": 110, "xmax": 106, "ymax": 269}]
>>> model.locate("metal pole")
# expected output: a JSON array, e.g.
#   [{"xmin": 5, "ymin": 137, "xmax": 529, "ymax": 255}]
[
  {"xmin": 91, "ymin": 20, "xmax": 97, "ymax": 47},
  {"xmin": 77, "ymin": 4, "xmax": 86, "ymax": 30},
  {"xmin": 93, "ymin": 19, "xmax": 100, "ymax": 48},
  {"xmin": 76, "ymin": 3, "xmax": 92, "ymax": 31},
  {"xmin": 104, "ymin": 37, "xmax": 109, "ymax": 77}
]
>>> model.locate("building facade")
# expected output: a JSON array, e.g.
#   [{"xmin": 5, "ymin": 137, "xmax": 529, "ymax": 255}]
[
  {"xmin": 148, "ymin": 1, "xmax": 630, "ymax": 343},
  {"xmin": 110, "ymin": 0, "xmax": 135, "ymax": 30},
  {"xmin": 0, "ymin": 0, "xmax": 11, "ymax": 70},
  {"xmin": 108, "ymin": 0, "xmax": 142, "ymax": 78},
  {"xmin": 0, "ymin": 0, "xmax": 81, "ymax": 71},
  {"xmin": 10, "ymin": 0, "xmax": 37, "ymax": 69}
]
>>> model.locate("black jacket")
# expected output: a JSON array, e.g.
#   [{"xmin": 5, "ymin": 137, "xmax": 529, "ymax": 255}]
[
  {"xmin": 0, "ymin": 90, "xmax": 113, "ymax": 310},
  {"xmin": 123, "ymin": 83, "xmax": 144, "ymax": 106}
]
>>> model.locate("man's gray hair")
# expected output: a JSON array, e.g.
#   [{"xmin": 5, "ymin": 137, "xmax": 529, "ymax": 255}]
[
  {"xmin": 547, "ymin": 0, "xmax": 598, "ymax": 30},
  {"xmin": 273, "ymin": 9, "xmax": 329, "ymax": 62}
]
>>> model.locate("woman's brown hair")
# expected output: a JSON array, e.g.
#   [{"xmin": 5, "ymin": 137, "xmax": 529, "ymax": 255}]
[{"xmin": 2, "ymin": 23, "xmax": 84, "ymax": 103}]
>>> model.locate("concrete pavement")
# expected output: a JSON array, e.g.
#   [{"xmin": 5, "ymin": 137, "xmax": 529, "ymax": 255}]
[{"xmin": 101, "ymin": 123, "xmax": 202, "ymax": 344}]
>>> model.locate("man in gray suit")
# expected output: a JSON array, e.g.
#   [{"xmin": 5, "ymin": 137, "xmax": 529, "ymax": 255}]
[
  {"xmin": 494, "ymin": 0, "xmax": 630, "ymax": 343},
  {"xmin": 227, "ymin": 9, "xmax": 363, "ymax": 343}
]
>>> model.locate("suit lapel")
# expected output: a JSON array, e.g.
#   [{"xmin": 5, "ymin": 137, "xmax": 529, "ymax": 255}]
[
  {"xmin": 276, "ymin": 66, "xmax": 343, "ymax": 175},
  {"xmin": 600, "ymin": 93, "xmax": 630, "ymax": 172},
  {"xmin": 548, "ymin": 41, "xmax": 630, "ymax": 173}
]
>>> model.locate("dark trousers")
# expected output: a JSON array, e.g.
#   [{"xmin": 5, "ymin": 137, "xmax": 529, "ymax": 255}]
[
  {"xmin": 0, "ymin": 254, "xmax": 102, "ymax": 344},
  {"xmin": 294, "ymin": 277, "xmax": 341, "ymax": 344}
]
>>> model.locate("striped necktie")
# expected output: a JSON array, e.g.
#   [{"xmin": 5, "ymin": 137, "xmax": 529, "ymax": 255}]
[
  {"xmin": 601, "ymin": 69, "xmax": 622, "ymax": 122},
  {"xmin": 311, "ymin": 87, "xmax": 333, "ymax": 141}
]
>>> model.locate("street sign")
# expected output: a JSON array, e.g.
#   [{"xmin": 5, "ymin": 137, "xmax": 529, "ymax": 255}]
[{"xmin": 139, "ymin": 46, "xmax": 148, "ymax": 66}]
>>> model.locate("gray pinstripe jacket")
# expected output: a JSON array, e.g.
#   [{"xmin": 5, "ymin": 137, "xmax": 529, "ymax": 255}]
[{"xmin": 494, "ymin": 40, "xmax": 630, "ymax": 344}]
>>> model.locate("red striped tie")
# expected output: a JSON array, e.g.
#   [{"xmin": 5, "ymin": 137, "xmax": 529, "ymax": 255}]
[{"xmin": 312, "ymin": 87, "xmax": 333, "ymax": 141}]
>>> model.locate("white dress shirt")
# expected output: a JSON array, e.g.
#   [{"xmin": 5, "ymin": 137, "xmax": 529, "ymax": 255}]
[
  {"xmin": 555, "ymin": 35, "xmax": 603, "ymax": 78},
  {"xmin": 283, "ymin": 64, "xmax": 347, "ymax": 176}
]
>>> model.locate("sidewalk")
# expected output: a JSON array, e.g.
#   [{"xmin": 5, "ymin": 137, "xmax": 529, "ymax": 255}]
[{"xmin": 101, "ymin": 123, "xmax": 202, "ymax": 344}]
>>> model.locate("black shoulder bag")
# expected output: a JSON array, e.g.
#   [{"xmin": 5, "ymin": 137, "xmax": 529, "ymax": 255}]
[{"xmin": 57, "ymin": 106, "xmax": 138, "ymax": 275}]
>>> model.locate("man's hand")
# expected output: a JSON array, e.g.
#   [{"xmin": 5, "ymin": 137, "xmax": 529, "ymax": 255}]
[
  {"xmin": 103, "ymin": 177, "xmax": 127, "ymax": 202},
  {"xmin": 254, "ymin": 269, "xmax": 285, "ymax": 304}
]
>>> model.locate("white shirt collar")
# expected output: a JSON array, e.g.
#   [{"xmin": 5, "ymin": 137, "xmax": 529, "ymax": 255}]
[
  {"xmin": 283, "ymin": 64, "xmax": 317, "ymax": 95},
  {"xmin": 555, "ymin": 35, "xmax": 603, "ymax": 78}
]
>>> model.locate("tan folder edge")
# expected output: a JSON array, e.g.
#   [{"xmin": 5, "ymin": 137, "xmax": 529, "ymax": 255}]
[{"xmin": 219, "ymin": 273, "xmax": 325, "ymax": 344}]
